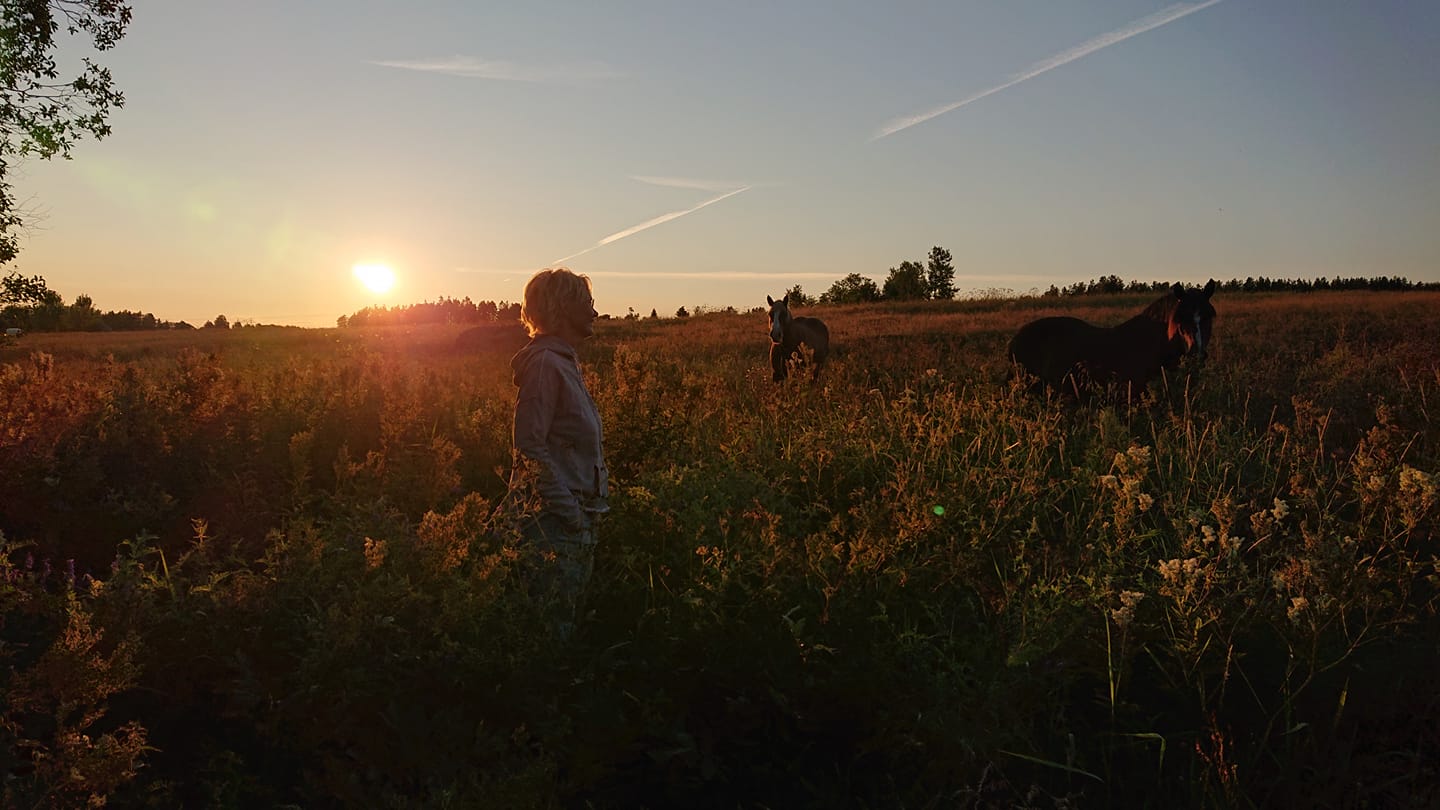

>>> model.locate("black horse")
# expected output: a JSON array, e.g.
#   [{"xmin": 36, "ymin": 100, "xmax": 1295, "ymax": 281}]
[
  {"xmin": 767, "ymin": 293, "xmax": 830, "ymax": 382},
  {"xmin": 1009, "ymin": 280, "xmax": 1216, "ymax": 399}
]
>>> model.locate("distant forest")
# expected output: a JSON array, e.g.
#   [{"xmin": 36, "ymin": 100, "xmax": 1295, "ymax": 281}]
[
  {"xmin": 3, "ymin": 271, "xmax": 1438, "ymax": 334},
  {"xmin": 1039, "ymin": 273, "xmax": 1440, "ymax": 297},
  {"xmin": 337, "ymin": 297, "xmax": 521, "ymax": 329},
  {"xmin": 0, "ymin": 291, "xmax": 200, "ymax": 333},
  {"xmin": 337, "ymin": 273, "xmax": 1440, "ymax": 329}
]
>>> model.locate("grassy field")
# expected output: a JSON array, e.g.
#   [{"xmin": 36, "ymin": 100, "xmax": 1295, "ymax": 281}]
[{"xmin": 2, "ymin": 290, "xmax": 1438, "ymax": 808}]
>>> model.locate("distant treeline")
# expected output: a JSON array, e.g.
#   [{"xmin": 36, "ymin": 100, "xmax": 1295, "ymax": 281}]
[
  {"xmin": 1, "ymin": 273, "xmax": 283, "ymax": 333},
  {"xmin": 6, "ymin": 270, "xmax": 1439, "ymax": 336},
  {"xmin": 1, "ymin": 292, "xmax": 197, "ymax": 333},
  {"xmin": 337, "ymin": 297, "xmax": 522, "ymax": 328},
  {"xmin": 1041, "ymin": 274, "xmax": 1440, "ymax": 297}
]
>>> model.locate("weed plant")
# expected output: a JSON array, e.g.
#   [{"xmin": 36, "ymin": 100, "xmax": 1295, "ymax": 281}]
[{"xmin": 1, "ymin": 294, "xmax": 1437, "ymax": 808}]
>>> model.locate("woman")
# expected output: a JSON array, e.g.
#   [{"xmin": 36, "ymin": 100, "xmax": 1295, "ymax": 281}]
[{"xmin": 507, "ymin": 268, "xmax": 608, "ymax": 636}]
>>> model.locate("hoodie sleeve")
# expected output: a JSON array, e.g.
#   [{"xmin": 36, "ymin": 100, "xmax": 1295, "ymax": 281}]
[{"xmin": 511, "ymin": 351, "xmax": 585, "ymax": 527}]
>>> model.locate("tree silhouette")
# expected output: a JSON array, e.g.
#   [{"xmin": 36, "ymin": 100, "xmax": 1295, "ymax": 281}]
[
  {"xmin": 925, "ymin": 246, "xmax": 957, "ymax": 300},
  {"xmin": 2, "ymin": 1, "xmax": 133, "ymax": 264},
  {"xmin": 820, "ymin": 273, "xmax": 882, "ymax": 304},
  {"xmin": 882, "ymin": 261, "xmax": 928, "ymax": 301},
  {"xmin": 785, "ymin": 285, "xmax": 814, "ymax": 306}
]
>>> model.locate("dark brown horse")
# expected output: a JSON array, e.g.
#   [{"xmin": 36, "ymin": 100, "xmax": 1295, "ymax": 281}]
[
  {"xmin": 767, "ymin": 293, "xmax": 830, "ymax": 382},
  {"xmin": 1009, "ymin": 279, "xmax": 1216, "ymax": 399}
]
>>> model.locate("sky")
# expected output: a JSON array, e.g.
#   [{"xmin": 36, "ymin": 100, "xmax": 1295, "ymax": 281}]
[{"xmin": 10, "ymin": 0, "xmax": 1440, "ymax": 327}]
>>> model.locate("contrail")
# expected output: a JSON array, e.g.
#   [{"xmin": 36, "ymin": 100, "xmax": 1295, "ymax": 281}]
[
  {"xmin": 631, "ymin": 175, "xmax": 751, "ymax": 192},
  {"xmin": 371, "ymin": 56, "xmax": 622, "ymax": 83},
  {"xmin": 553, "ymin": 186, "xmax": 751, "ymax": 264},
  {"xmin": 572, "ymin": 270, "xmax": 836, "ymax": 280},
  {"xmin": 454, "ymin": 267, "xmax": 832, "ymax": 280},
  {"xmin": 873, "ymin": 0, "xmax": 1225, "ymax": 139}
]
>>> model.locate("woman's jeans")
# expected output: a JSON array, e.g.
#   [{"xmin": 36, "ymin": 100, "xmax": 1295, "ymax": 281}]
[{"xmin": 522, "ymin": 510, "xmax": 598, "ymax": 638}]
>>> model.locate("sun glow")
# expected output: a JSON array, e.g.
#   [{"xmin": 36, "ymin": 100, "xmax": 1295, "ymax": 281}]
[{"xmin": 352, "ymin": 262, "xmax": 396, "ymax": 294}]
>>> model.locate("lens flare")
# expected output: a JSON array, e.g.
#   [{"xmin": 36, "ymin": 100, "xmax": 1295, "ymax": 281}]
[{"xmin": 352, "ymin": 263, "xmax": 396, "ymax": 294}]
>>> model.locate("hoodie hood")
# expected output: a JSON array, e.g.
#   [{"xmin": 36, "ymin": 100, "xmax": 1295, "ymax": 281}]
[{"xmin": 511, "ymin": 334, "xmax": 577, "ymax": 386}]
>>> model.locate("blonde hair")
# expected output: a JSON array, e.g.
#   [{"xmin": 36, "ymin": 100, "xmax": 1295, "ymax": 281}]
[{"xmin": 521, "ymin": 268, "xmax": 593, "ymax": 337}]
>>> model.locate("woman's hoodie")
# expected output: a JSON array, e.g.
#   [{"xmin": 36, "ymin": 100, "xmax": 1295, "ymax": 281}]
[{"xmin": 509, "ymin": 334, "xmax": 609, "ymax": 529}]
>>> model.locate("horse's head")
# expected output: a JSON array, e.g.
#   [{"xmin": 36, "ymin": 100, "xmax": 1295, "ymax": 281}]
[
  {"xmin": 1167, "ymin": 279, "xmax": 1218, "ymax": 363},
  {"xmin": 766, "ymin": 293, "xmax": 791, "ymax": 343}
]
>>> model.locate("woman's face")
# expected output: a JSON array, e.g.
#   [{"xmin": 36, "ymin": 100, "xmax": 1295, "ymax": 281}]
[{"xmin": 566, "ymin": 289, "xmax": 597, "ymax": 339}]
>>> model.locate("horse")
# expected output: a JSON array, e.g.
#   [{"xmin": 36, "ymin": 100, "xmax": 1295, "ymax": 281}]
[
  {"xmin": 766, "ymin": 293, "xmax": 830, "ymax": 382},
  {"xmin": 1008, "ymin": 279, "xmax": 1217, "ymax": 400}
]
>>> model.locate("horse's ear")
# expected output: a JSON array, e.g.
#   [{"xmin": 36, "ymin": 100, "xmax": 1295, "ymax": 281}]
[
  {"xmin": 783, "ymin": 292, "xmax": 791, "ymax": 304},
  {"xmin": 1203, "ymin": 278, "xmax": 1217, "ymax": 298},
  {"xmin": 767, "ymin": 295, "xmax": 775, "ymax": 306},
  {"xmin": 1171, "ymin": 283, "xmax": 1184, "ymax": 299}
]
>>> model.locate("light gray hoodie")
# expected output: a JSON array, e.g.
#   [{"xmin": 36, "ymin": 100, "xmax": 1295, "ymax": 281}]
[{"xmin": 509, "ymin": 335, "xmax": 609, "ymax": 529}]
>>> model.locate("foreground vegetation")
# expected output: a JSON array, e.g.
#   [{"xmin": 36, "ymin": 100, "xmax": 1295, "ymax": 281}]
[{"xmin": 2, "ymin": 290, "xmax": 1437, "ymax": 808}]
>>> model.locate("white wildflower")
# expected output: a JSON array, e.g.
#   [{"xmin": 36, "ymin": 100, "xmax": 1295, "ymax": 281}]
[
  {"xmin": 1158, "ymin": 559, "xmax": 1183, "ymax": 583},
  {"xmin": 1111, "ymin": 590, "xmax": 1146, "ymax": 628}
]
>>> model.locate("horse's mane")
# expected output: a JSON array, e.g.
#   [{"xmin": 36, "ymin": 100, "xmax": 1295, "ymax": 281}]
[{"xmin": 1137, "ymin": 292, "xmax": 1178, "ymax": 323}]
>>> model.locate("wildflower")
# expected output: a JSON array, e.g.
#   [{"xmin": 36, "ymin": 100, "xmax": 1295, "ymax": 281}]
[
  {"xmin": 1111, "ymin": 590, "xmax": 1145, "ymax": 628},
  {"xmin": 1158, "ymin": 558, "xmax": 1183, "ymax": 584},
  {"xmin": 1136, "ymin": 493, "xmax": 1154, "ymax": 511},
  {"xmin": 1287, "ymin": 596, "xmax": 1309, "ymax": 624},
  {"xmin": 1271, "ymin": 498, "xmax": 1290, "ymax": 520},
  {"xmin": 363, "ymin": 537, "xmax": 388, "ymax": 569},
  {"xmin": 1398, "ymin": 466, "xmax": 1436, "ymax": 528},
  {"xmin": 1399, "ymin": 466, "xmax": 1434, "ymax": 497},
  {"xmin": 1201, "ymin": 525, "xmax": 1218, "ymax": 545},
  {"xmin": 1098, "ymin": 474, "xmax": 1119, "ymax": 488}
]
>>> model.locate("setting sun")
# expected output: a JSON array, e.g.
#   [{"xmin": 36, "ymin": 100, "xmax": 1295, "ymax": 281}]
[{"xmin": 352, "ymin": 263, "xmax": 396, "ymax": 294}]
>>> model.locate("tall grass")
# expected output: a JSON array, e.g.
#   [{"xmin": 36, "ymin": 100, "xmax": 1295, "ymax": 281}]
[{"xmin": 2, "ymin": 293, "xmax": 1437, "ymax": 808}]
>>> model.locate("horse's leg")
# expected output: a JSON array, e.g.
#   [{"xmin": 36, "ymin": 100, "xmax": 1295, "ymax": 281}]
[
  {"xmin": 770, "ymin": 342, "xmax": 788, "ymax": 382},
  {"xmin": 811, "ymin": 342, "xmax": 829, "ymax": 381}
]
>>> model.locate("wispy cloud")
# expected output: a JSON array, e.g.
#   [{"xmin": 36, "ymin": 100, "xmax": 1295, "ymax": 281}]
[
  {"xmin": 553, "ymin": 186, "xmax": 752, "ymax": 264},
  {"xmin": 371, "ymin": 56, "xmax": 623, "ymax": 83},
  {"xmin": 452, "ymin": 266, "xmax": 539, "ymax": 276},
  {"xmin": 631, "ymin": 175, "xmax": 753, "ymax": 192},
  {"xmin": 581, "ymin": 269, "xmax": 835, "ymax": 280},
  {"xmin": 873, "ymin": 0, "xmax": 1226, "ymax": 139}
]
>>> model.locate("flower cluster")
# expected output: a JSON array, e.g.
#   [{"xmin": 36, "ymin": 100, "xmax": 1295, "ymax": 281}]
[
  {"xmin": 1397, "ymin": 465, "xmax": 1436, "ymax": 531},
  {"xmin": 363, "ymin": 536, "xmax": 388, "ymax": 570},
  {"xmin": 1111, "ymin": 590, "xmax": 1146, "ymax": 628},
  {"xmin": 1099, "ymin": 445, "xmax": 1156, "ymax": 527}
]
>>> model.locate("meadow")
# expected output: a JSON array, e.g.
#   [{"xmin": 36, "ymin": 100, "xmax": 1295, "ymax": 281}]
[{"xmin": 1, "ymin": 290, "xmax": 1437, "ymax": 808}]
